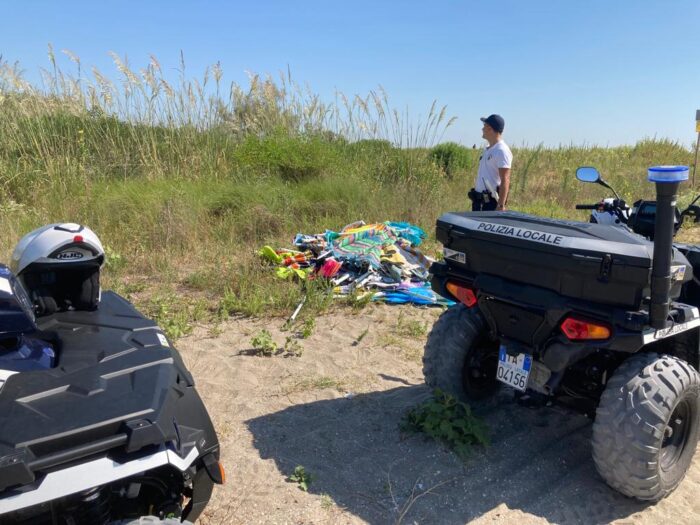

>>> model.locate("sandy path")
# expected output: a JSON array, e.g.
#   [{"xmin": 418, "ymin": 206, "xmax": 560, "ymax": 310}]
[{"xmin": 176, "ymin": 305, "xmax": 700, "ymax": 525}]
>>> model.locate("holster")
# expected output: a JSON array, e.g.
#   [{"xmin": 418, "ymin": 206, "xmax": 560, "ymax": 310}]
[
  {"xmin": 468, "ymin": 188, "xmax": 483, "ymax": 203},
  {"xmin": 468, "ymin": 188, "xmax": 492, "ymax": 203}
]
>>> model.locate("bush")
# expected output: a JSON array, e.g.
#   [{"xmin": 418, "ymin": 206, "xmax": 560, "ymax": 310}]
[
  {"xmin": 234, "ymin": 132, "xmax": 335, "ymax": 182},
  {"xmin": 430, "ymin": 142, "xmax": 473, "ymax": 178},
  {"xmin": 346, "ymin": 139, "xmax": 395, "ymax": 156}
]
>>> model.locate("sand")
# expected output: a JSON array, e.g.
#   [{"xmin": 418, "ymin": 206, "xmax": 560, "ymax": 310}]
[{"xmin": 176, "ymin": 304, "xmax": 700, "ymax": 525}]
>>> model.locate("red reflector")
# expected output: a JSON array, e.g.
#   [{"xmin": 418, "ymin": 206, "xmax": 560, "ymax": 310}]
[
  {"xmin": 560, "ymin": 317, "xmax": 611, "ymax": 340},
  {"xmin": 446, "ymin": 281, "xmax": 477, "ymax": 307},
  {"xmin": 74, "ymin": 235, "xmax": 84, "ymax": 243}
]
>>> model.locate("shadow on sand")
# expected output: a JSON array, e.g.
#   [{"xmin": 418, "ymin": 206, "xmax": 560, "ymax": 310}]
[{"xmin": 246, "ymin": 384, "xmax": 649, "ymax": 524}]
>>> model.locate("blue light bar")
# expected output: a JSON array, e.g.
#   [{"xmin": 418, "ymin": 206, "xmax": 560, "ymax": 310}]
[{"xmin": 648, "ymin": 165, "xmax": 689, "ymax": 183}]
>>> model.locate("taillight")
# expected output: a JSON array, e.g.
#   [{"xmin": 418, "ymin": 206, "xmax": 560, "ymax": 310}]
[
  {"xmin": 560, "ymin": 316, "xmax": 611, "ymax": 341},
  {"xmin": 446, "ymin": 281, "xmax": 477, "ymax": 307}
]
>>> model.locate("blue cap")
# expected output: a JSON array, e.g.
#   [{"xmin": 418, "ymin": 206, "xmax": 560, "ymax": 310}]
[
  {"xmin": 480, "ymin": 114, "xmax": 505, "ymax": 134},
  {"xmin": 648, "ymin": 165, "xmax": 689, "ymax": 183}
]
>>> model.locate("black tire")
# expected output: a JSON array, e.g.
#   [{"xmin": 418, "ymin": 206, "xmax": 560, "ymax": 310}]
[
  {"xmin": 592, "ymin": 353, "xmax": 700, "ymax": 501},
  {"xmin": 423, "ymin": 305, "xmax": 499, "ymax": 401},
  {"xmin": 669, "ymin": 334, "xmax": 700, "ymax": 371}
]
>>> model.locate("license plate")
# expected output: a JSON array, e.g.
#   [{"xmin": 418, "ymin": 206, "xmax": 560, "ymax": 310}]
[{"xmin": 497, "ymin": 345, "xmax": 531, "ymax": 392}]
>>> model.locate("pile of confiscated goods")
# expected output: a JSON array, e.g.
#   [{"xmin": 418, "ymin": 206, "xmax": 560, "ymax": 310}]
[{"xmin": 258, "ymin": 221, "xmax": 453, "ymax": 306}]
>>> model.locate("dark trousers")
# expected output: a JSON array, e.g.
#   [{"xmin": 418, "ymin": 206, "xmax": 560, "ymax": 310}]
[
  {"xmin": 472, "ymin": 198, "xmax": 498, "ymax": 212},
  {"xmin": 470, "ymin": 187, "xmax": 500, "ymax": 211}
]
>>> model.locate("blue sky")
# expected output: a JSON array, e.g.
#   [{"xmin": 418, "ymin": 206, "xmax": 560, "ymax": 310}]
[{"xmin": 2, "ymin": 1, "xmax": 699, "ymax": 147}]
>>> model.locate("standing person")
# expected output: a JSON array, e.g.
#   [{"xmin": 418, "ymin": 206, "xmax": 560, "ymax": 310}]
[{"xmin": 468, "ymin": 114, "xmax": 512, "ymax": 211}]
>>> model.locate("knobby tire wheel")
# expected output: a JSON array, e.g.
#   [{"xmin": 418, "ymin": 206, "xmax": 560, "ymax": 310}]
[
  {"xmin": 423, "ymin": 305, "xmax": 499, "ymax": 401},
  {"xmin": 592, "ymin": 353, "xmax": 700, "ymax": 501}
]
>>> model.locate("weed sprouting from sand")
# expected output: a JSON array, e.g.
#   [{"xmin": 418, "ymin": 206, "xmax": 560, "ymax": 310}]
[
  {"xmin": 250, "ymin": 329, "xmax": 277, "ymax": 357},
  {"xmin": 354, "ymin": 327, "xmax": 370, "ymax": 345},
  {"xmin": 300, "ymin": 318, "xmax": 316, "ymax": 339},
  {"xmin": 319, "ymin": 493, "xmax": 334, "ymax": 510},
  {"xmin": 283, "ymin": 336, "xmax": 304, "ymax": 357},
  {"xmin": 344, "ymin": 289, "xmax": 374, "ymax": 310},
  {"xmin": 402, "ymin": 389, "xmax": 489, "ymax": 458},
  {"xmin": 147, "ymin": 295, "xmax": 194, "ymax": 340},
  {"xmin": 287, "ymin": 465, "xmax": 313, "ymax": 492},
  {"xmin": 396, "ymin": 312, "xmax": 428, "ymax": 338}
]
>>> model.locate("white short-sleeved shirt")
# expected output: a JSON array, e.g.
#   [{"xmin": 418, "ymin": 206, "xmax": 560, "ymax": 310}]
[{"xmin": 475, "ymin": 140, "xmax": 512, "ymax": 197}]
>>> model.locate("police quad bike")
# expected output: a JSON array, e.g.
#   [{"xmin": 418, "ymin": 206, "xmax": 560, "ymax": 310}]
[
  {"xmin": 0, "ymin": 224, "xmax": 223, "ymax": 524},
  {"xmin": 423, "ymin": 165, "xmax": 700, "ymax": 501}
]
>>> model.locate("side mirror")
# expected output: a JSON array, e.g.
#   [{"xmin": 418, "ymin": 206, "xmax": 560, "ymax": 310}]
[{"xmin": 576, "ymin": 166, "xmax": 601, "ymax": 183}]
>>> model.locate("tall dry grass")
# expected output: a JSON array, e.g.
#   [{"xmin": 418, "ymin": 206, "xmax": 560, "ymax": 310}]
[{"xmin": 0, "ymin": 49, "xmax": 695, "ymax": 335}]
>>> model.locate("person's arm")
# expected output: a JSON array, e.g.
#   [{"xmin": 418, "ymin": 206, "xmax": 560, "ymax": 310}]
[{"xmin": 497, "ymin": 167, "xmax": 511, "ymax": 210}]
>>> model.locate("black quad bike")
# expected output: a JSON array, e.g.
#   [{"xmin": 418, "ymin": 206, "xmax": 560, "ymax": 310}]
[
  {"xmin": 573, "ymin": 165, "xmax": 700, "ymax": 235},
  {"xmin": 0, "ymin": 224, "xmax": 223, "ymax": 524},
  {"xmin": 424, "ymin": 166, "xmax": 700, "ymax": 501}
]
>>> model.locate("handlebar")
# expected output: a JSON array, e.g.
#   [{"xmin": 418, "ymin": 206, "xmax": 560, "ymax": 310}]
[{"xmin": 575, "ymin": 204, "xmax": 599, "ymax": 210}]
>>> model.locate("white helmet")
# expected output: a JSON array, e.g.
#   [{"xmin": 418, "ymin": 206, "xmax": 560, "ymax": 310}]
[{"xmin": 11, "ymin": 223, "xmax": 105, "ymax": 315}]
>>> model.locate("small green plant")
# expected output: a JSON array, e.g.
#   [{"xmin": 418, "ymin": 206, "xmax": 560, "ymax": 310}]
[
  {"xmin": 217, "ymin": 289, "xmax": 239, "ymax": 320},
  {"xmin": 284, "ymin": 336, "xmax": 304, "ymax": 357},
  {"xmin": 354, "ymin": 326, "xmax": 369, "ymax": 345},
  {"xmin": 208, "ymin": 324, "xmax": 223, "ymax": 338},
  {"xmin": 149, "ymin": 296, "xmax": 192, "ymax": 340},
  {"xmin": 288, "ymin": 465, "xmax": 313, "ymax": 491},
  {"xmin": 300, "ymin": 317, "xmax": 316, "ymax": 339},
  {"xmin": 250, "ymin": 329, "xmax": 277, "ymax": 357},
  {"xmin": 320, "ymin": 493, "xmax": 334, "ymax": 510},
  {"xmin": 303, "ymin": 277, "xmax": 334, "ymax": 314},
  {"xmin": 103, "ymin": 245, "xmax": 125, "ymax": 271},
  {"xmin": 344, "ymin": 289, "xmax": 374, "ymax": 310},
  {"xmin": 396, "ymin": 312, "xmax": 427, "ymax": 337},
  {"xmin": 379, "ymin": 332, "xmax": 403, "ymax": 348},
  {"xmin": 402, "ymin": 388, "xmax": 489, "ymax": 458}
]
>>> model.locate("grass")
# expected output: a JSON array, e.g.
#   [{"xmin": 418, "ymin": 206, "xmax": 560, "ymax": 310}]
[
  {"xmin": 319, "ymin": 493, "xmax": 335, "ymax": 510},
  {"xmin": 1, "ymin": 51, "xmax": 698, "ymax": 338},
  {"xmin": 282, "ymin": 375, "xmax": 348, "ymax": 395},
  {"xmin": 396, "ymin": 311, "xmax": 428, "ymax": 338}
]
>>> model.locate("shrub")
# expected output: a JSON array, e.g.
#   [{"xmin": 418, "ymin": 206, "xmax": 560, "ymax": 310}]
[
  {"xmin": 233, "ymin": 132, "xmax": 333, "ymax": 182},
  {"xmin": 430, "ymin": 142, "xmax": 473, "ymax": 178}
]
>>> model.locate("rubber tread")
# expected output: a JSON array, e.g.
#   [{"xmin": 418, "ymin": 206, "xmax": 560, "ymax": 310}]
[
  {"xmin": 592, "ymin": 353, "xmax": 700, "ymax": 501},
  {"xmin": 669, "ymin": 334, "xmax": 700, "ymax": 371},
  {"xmin": 422, "ymin": 305, "xmax": 491, "ymax": 400}
]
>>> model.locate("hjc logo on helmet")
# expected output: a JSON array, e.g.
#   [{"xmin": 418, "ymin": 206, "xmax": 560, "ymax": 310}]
[{"xmin": 55, "ymin": 251, "xmax": 84, "ymax": 260}]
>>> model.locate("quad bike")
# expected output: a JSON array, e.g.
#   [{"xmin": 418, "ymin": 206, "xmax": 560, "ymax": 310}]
[
  {"xmin": 0, "ymin": 224, "xmax": 223, "ymax": 524},
  {"xmin": 424, "ymin": 165, "xmax": 700, "ymax": 501},
  {"xmin": 573, "ymin": 165, "xmax": 700, "ymax": 236}
]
